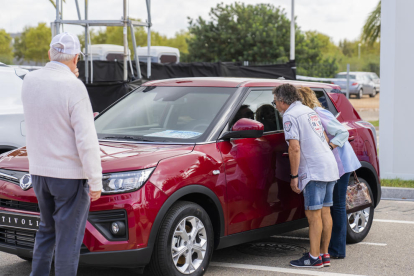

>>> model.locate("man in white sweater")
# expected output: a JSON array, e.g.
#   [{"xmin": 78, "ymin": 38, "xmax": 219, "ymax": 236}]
[{"xmin": 21, "ymin": 32, "xmax": 102, "ymax": 276}]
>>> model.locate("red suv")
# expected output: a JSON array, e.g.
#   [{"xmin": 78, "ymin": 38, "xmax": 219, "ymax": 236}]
[{"xmin": 0, "ymin": 78, "xmax": 380, "ymax": 275}]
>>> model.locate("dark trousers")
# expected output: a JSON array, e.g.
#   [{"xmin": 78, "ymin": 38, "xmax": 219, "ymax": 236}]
[
  {"xmin": 30, "ymin": 175, "xmax": 90, "ymax": 276},
  {"xmin": 328, "ymin": 172, "xmax": 351, "ymax": 258}
]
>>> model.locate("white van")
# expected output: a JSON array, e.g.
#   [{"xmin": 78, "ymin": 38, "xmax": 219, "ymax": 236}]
[{"xmin": 136, "ymin": 46, "xmax": 180, "ymax": 64}]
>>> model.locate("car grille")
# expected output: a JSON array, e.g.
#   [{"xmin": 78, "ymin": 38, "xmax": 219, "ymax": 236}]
[
  {"xmin": 0, "ymin": 227, "xmax": 89, "ymax": 253},
  {"xmin": 0, "ymin": 227, "xmax": 36, "ymax": 249},
  {"xmin": 0, "ymin": 199, "xmax": 40, "ymax": 213}
]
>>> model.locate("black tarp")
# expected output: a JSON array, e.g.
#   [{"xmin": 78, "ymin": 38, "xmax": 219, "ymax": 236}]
[
  {"xmin": 78, "ymin": 60, "xmax": 296, "ymax": 112},
  {"xmin": 78, "ymin": 60, "xmax": 296, "ymax": 82}
]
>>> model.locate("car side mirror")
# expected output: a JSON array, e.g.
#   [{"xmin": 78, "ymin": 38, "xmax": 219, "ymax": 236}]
[{"xmin": 219, "ymin": 118, "xmax": 264, "ymax": 140}]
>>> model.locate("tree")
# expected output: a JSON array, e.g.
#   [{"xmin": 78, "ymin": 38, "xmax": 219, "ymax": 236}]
[
  {"xmin": 185, "ymin": 2, "xmax": 337, "ymax": 77},
  {"xmin": 0, "ymin": 29, "xmax": 14, "ymax": 64},
  {"xmin": 14, "ymin": 23, "xmax": 51, "ymax": 65},
  {"xmin": 362, "ymin": 1, "xmax": 381, "ymax": 46}
]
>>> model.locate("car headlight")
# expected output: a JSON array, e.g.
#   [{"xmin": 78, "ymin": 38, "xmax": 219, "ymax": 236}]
[{"xmin": 102, "ymin": 168, "xmax": 155, "ymax": 194}]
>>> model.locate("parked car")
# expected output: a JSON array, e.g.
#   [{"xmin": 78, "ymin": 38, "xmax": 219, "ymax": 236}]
[
  {"xmin": 0, "ymin": 63, "xmax": 28, "ymax": 154},
  {"xmin": 333, "ymin": 72, "xmax": 377, "ymax": 99},
  {"xmin": 0, "ymin": 77, "xmax": 380, "ymax": 275}
]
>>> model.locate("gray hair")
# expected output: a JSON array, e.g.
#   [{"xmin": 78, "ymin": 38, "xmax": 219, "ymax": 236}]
[
  {"xmin": 272, "ymin": 84, "xmax": 303, "ymax": 105},
  {"xmin": 49, "ymin": 43, "xmax": 76, "ymax": 62}
]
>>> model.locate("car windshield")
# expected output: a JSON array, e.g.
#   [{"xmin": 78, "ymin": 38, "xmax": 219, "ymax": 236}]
[
  {"xmin": 95, "ymin": 86, "xmax": 236, "ymax": 143},
  {"xmin": 335, "ymin": 74, "xmax": 356, "ymax": 79}
]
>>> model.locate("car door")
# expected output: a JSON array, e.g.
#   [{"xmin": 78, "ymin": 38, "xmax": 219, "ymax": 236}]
[{"xmin": 218, "ymin": 88, "xmax": 305, "ymax": 235}]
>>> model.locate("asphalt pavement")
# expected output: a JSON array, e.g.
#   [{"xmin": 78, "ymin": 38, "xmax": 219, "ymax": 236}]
[{"xmin": 1, "ymin": 199, "xmax": 413, "ymax": 276}]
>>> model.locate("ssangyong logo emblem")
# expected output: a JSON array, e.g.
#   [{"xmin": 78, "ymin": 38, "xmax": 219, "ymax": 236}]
[{"xmin": 19, "ymin": 174, "xmax": 32, "ymax": 191}]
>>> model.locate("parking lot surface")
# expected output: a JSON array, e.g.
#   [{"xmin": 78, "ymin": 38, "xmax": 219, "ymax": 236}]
[{"xmin": 1, "ymin": 199, "xmax": 413, "ymax": 276}]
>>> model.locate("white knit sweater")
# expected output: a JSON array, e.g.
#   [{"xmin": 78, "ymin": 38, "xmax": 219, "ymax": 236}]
[{"xmin": 21, "ymin": 62, "xmax": 102, "ymax": 191}]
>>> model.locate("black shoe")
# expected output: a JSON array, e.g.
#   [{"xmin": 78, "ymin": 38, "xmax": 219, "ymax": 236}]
[{"xmin": 290, "ymin": 253, "xmax": 323, "ymax": 268}]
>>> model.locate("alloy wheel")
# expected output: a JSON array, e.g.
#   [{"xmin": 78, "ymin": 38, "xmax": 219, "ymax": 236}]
[
  {"xmin": 347, "ymin": 207, "xmax": 370, "ymax": 233},
  {"xmin": 171, "ymin": 216, "xmax": 207, "ymax": 274}
]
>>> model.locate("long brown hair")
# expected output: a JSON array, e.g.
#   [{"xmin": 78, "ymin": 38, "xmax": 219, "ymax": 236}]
[{"xmin": 297, "ymin": 87, "xmax": 322, "ymax": 110}]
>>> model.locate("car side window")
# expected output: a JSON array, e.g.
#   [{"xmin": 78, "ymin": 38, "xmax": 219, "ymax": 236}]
[
  {"xmin": 231, "ymin": 90, "xmax": 283, "ymax": 132},
  {"xmin": 315, "ymin": 89, "xmax": 338, "ymax": 116}
]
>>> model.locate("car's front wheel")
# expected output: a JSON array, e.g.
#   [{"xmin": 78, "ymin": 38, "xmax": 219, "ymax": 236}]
[
  {"xmin": 357, "ymin": 88, "xmax": 363, "ymax": 99},
  {"xmin": 346, "ymin": 177, "xmax": 375, "ymax": 244},
  {"xmin": 149, "ymin": 201, "xmax": 214, "ymax": 276},
  {"xmin": 369, "ymin": 89, "xmax": 377, "ymax": 98}
]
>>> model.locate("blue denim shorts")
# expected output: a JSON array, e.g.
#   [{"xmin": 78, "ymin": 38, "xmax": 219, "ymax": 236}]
[{"xmin": 303, "ymin": 181, "xmax": 336, "ymax": 210}]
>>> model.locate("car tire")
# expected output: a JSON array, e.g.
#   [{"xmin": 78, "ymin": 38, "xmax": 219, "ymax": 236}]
[
  {"xmin": 346, "ymin": 177, "xmax": 375, "ymax": 244},
  {"xmin": 357, "ymin": 88, "xmax": 363, "ymax": 99},
  {"xmin": 148, "ymin": 201, "xmax": 214, "ymax": 276},
  {"xmin": 369, "ymin": 89, "xmax": 376, "ymax": 98}
]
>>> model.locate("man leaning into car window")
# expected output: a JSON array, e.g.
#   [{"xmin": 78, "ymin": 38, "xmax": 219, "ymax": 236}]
[
  {"xmin": 21, "ymin": 33, "xmax": 102, "ymax": 276},
  {"xmin": 272, "ymin": 84, "xmax": 339, "ymax": 269}
]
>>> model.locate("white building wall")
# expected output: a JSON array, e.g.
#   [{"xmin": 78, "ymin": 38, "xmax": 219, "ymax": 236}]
[{"xmin": 380, "ymin": 0, "xmax": 414, "ymax": 180}]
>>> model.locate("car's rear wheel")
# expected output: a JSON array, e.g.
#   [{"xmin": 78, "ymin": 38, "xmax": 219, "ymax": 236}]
[
  {"xmin": 149, "ymin": 201, "xmax": 214, "ymax": 276},
  {"xmin": 346, "ymin": 177, "xmax": 374, "ymax": 244},
  {"xmin": 357, "ymin": 88, "xmax": 363, "ymax": 99}
]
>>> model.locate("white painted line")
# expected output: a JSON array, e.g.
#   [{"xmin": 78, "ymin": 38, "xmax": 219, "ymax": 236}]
[
  {"xmin": 374, "ymin": 219, "xmax": 414, "ymax": 224},
  {"xmin": 358, "ymin": 242, "xmax": 387, "ymax": 246},
  {"xmin": 272, "ymin": 236, "xmax": 387, "ymax": 246},
  {"xmin": 210, "ymin": 262, "xmax": 367, "ymax": 276}
]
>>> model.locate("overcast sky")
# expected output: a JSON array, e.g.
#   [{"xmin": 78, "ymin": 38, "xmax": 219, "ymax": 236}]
[{"xmin": 0, "ymin": 0, "xmax": 378, "ymax": 44}]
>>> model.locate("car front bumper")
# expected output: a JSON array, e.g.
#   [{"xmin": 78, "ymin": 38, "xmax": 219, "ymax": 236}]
[{"xmin": 0, "ymin": 242, "xmax": 152, "ymax": 268}]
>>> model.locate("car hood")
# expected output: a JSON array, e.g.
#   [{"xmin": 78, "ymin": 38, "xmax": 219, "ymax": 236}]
[
  {"xmin": 0, "ymin": 105, "xmax": 23, "ymax": 115},
  {"xmin": 0, "ymin": 141, "xmax": 195, "ymax": 173}
]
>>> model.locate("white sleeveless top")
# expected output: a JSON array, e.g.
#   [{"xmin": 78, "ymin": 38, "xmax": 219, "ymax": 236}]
[{"xmin": 283, "ymin": 101, "xmax": 339, "ymax": 191}]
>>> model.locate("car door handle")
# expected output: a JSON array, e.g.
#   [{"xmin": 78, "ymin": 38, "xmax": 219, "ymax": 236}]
[
  {"xmin": 282, "ymin": 152, "xmax": 289, "ymax": 157},
  {"xmin": 348, "ymin": 136, "xmax": 355, "ymax": 142}
]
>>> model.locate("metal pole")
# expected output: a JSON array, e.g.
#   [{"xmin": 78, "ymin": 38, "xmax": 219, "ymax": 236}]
[
  {"xmin": 358, "ymin": 43, "xmax": 361, "ymax": 59},
  {"xmin": 123, "ymin": 0, "xmax": 128, "ymax": 81},
  {"xmin": 346, "ymin": 64, "xmax": 350, "ymax": 99},
  {"xmin": 74, "ymin": 0, "xmax": 81, "ymax": 20},
  {"xmin": 61, "ymin": 0, "xmax": 64, "ymax": 32},
  {"xmin": 84, "ymin": 0, "xmax": 89, "ymax": 83},
  {"xmin": 55, "ymin": 0, "xmax": 60, "ymax": 35},
  {"xmin": 290, "ymin": 0, "xmax": 295, "ymax": 61},
  {"xmin": 147, "ymin": 0, "xmax": 151, "ymax": 79},
  {"xmin": 130, "ymin": 23, "xmax": 142, "ymax": 79}
]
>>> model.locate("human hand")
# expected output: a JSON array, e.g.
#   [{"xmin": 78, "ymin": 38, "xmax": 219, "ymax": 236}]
[
  {"xmin": 89, "ymin": 188, "xmax": 101, "ymax": 202},
  {"xmin": 329, "ymin": 142, "xmax": 338, "ymax": 150},
  {"xmin": 72, "ymin": 67, "xmax": 79, "ymax": 78},
  {"xmin": 290, "ymin": 178, "xmax": 300, "ymax": 194}
]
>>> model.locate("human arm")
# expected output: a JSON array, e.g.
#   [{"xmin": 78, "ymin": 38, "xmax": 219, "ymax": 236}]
[
  {"xmin": 70, "ymin": 92, "xmax": 103, "ymax": 197},
  {"xmin": 283, "ymin": 115, "xmax": 301, "ymax": 194},
  {"xmin": 317, "ymin": 108, "xmax": 349, "ymax": 148},
  {"xmin": 288, "ymin": 139, "xmax": 301, "ymax": 194}
]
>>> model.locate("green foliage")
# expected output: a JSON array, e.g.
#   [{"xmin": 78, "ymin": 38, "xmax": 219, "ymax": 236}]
[
  {"xmin": 0, "ymin": 29, "xmax": 14, "ymax": 64},
  {"xmin": 381, "ymin": 179, "xmax": 414, "ymax": 188},
  {"xmin": 185, "ymin": 3, "xmax": 338, "ymax": 77},
  {"xmin": 368, "ymin": 120, "xmax": 379, "ymax": 127},
  {"xmin": 14, "ymin": 23, "xmax": 51, "ymax": 65},
  {"xmin": 362, "ymin": 1, "xmax": 381, "ymax": 46}
]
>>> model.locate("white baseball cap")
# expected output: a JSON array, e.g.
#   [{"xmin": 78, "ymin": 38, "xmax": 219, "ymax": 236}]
[{"xmin": 50, "ymin": 32, "xmax": 83, "ymax": 56}]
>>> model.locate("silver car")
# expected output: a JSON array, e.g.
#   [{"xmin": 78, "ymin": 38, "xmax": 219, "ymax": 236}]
[
  {"xmin": 333, "ymin": 72, "xmax": 377, "ymax": 99},
  {"xmin": 0, "ymin": 63, "xmax": 28, "ymax": 154}
]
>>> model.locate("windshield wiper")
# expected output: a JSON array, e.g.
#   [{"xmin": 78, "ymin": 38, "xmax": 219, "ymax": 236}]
[{"xmin": 100, "ymin": 136, "xmax": 155, "ymax": 142}]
